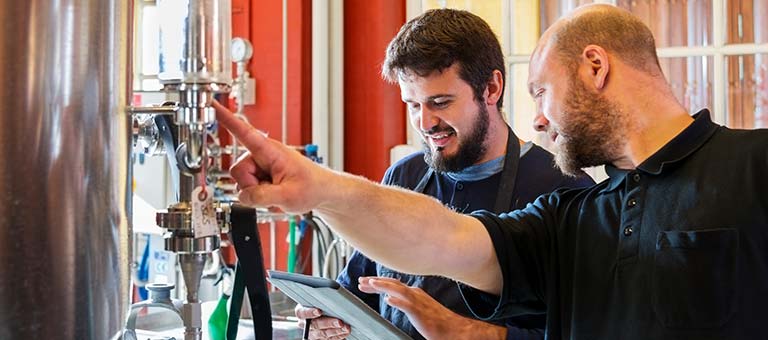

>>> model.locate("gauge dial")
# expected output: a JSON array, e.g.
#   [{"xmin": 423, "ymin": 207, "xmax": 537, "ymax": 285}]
[{"xmin": 231, "ymin": 37, "xmax": 253, "ymax": 62}]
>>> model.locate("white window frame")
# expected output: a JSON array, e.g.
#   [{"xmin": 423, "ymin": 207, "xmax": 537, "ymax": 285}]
[{"xmin": 133, "ymin": 0, "xmax": 162, "ymax": 92}]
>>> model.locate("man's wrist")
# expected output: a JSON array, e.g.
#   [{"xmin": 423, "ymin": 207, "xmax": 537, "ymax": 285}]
[{"xmin": 454, "ymin": 315, "xmax": 506, "ymax": 340}]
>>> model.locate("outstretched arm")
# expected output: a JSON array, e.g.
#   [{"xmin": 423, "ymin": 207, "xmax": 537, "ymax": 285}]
[{"xmin": 214, "ymin": 102, "xmax": 502, "ymax": 294}]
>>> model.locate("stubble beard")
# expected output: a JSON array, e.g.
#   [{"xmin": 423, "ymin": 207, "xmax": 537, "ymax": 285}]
[
  {"xmin": 423, "ymin": 102, "xmax": 490, "ymax": 173},
  {"xmin": 553, "ymin": 77, "xmax": 627, "ymax": 176}
]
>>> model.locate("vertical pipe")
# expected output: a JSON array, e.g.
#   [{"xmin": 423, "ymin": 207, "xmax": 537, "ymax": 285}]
[
  {"xmin": 343, "ymin": 0, "xmax": 407, "ymax": 179},
  {"xmin": 282, "ymin": 0, "xmax": 289, "ymax": 143},
  {"xmin": 0, "ymin": 1, "xmax": 132, "ymax": 339},
  {"xmin": 312, "ymin": 0, "xmax": 330, "ymax": 166},
  {"xmin": 713, "ymin": 0, "xmax": 727, "ymax": 124}
]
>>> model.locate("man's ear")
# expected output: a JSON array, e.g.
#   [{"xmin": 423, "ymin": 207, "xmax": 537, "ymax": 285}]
[
  {"xmin": 582, "ymin": 45, "xmax": 609, "ymax": 90},
  {"xmin": 484, "ymin": 69, "xmax": 504, "ymax": 107}
]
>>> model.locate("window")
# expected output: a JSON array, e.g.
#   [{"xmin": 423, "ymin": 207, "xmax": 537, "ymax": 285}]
[
  {"xmin": 134, "ymin": 0, "xmax": 162, "ymax": 92},
  {"xmin": 410, "ymin": 0, "xmax": 768, "ymax": 140}
]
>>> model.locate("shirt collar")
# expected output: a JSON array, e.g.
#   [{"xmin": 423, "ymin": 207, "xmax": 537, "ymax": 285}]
[
  {"xmin": 443, "ymin": 141, "xmax": 535, "ymax": 182},
  {"xmin": 600, "ymin": 109, "xmax": 719, "ymax": 193},
  {"xmin": 445, "ymin": 155, "xmax": 505, "ymax": 182},
  {"xmin": 601, "ymin": 166, "xmax": 630, "ymax": 193}
]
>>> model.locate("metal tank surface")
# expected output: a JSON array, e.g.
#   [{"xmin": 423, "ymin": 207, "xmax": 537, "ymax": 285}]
[{"xmin": 0, "ymin": 1, "xmax": 132, "ymax": 339}]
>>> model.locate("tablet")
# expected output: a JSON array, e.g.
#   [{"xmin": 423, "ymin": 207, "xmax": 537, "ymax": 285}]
[{"xmin": 267, "ymin": 270, "xmax": 413, "ymax": 340}]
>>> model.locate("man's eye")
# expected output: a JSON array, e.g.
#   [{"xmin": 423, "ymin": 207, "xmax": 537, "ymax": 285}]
[{"xmin": 433, "ymin": 101, "xmax": 450, "ymax": 107}]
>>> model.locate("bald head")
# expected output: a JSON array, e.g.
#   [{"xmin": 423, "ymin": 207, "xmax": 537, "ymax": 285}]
[{"xmin": 538, "ymin": 4, "xmax": 661, "ymax": 76}]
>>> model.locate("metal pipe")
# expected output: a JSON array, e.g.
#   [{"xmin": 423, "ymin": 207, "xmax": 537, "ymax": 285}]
[
  {"xmin": 0, "ymin": 1, "xmax": 132, "ymax": 339},
  {"xmin": 128, "ymin": 105, "xmax": 179, "ymax": 115},
  {"xmin": 179, "ymin": 253, "xmax": 207, "ymax": 340}
]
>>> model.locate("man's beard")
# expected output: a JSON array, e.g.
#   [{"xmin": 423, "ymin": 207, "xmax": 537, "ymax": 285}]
[
  {"xmin": 553, "ymin": 77, "xmax": 626, "ymax": 176},
  {"xmin": 422, "ymin": 103, "xmax": 490, "ymax": 173}
]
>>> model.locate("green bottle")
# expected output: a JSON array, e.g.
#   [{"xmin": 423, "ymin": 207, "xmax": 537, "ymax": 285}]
[{"xmin": 208, "ymin": 293, "xmax": 230, "ymax": 340}]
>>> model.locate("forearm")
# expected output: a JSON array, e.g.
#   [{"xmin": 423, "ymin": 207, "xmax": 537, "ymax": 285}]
[
  {"xmin": 444, "ymin": 317, "xmax": 507, "ymax": 340},
  {"xmin": 313, "ymin": 170, "xmax": 502, "ymax": 293}
]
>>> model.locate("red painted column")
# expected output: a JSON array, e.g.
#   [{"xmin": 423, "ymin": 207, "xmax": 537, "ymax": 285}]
[
  {"xmin": 226, "ymin": 0, "xmax": 311, "ymax": 145},
  {"xmin": 226, "ymin": 0, "xmax": 313, "ymax": 274},
  {"xmin": 344, "ymin": 0, "xmax": 407, "ymax": 181}
]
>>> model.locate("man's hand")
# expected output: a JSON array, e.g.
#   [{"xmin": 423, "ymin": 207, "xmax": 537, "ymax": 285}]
[
  {"xmin": 294, "ymin": 304, "xmax": 351, "ymax": 340},
  {"xmin": 359, "ymin": 277, "xmax": 506, "ymax": 340},
  {"xmin": 213, "ymin": 100, "xmax": 330, "ymax": 213}
]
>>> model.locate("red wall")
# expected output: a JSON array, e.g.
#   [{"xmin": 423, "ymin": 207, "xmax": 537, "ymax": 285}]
[
  {"xmin": 225, "ymin": 0, "xmax": 407, "ymax": 272},
  {"xmin": 231, "ymin": 0, "xmax": 311, "ymax": 145},
  {"xmin": 343, "ymin": 1, "xmax": 407, "ymax": 181},
  {"xmin": 228, "ymin": 0, "xmax": 313, "ymax": 273}
]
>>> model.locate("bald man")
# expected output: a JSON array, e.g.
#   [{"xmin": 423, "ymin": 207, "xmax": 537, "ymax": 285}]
[{"xmin": 217, "ymin": 4, "xmax": 768, "ymax": 339}]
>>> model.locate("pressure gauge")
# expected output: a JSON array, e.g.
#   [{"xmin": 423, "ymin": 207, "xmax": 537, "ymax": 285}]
[{"xmin": 231, "ymin": 37, "xmax": 253, "ymax": 62}]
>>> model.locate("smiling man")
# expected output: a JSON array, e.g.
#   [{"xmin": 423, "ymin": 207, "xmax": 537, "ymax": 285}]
[
  {"xmin": 293, "ymin": 9, "xmax": 593, "ymax": 340},
  {"xmin": 403, "ymin": 63, "xmax": 498, "ymax": 175}
]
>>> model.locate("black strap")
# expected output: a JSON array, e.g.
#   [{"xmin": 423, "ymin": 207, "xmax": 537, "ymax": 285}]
[
  {"xmin": 413, "ymin": 168, "xmax": 434, "ymax": 193},
  {"xmin": 493, "ymin": 127, "xmax": 520, "ymax": 214},
  {"xmin": 228, "ymin": 205, "xmax": 273, "ymax": 340},
  {"xmin": 414, "ymin": 127, "xmax": 520, "ymax": 214},
  {"xmin": 227, "ymin": 263, "xmax": 247, "ymax": 340}
]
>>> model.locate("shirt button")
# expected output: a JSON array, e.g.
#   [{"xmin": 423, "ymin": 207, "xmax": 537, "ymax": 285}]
[
  {"xmin": 456, "ymin": 183, "xmax": 464, "ymax": 190},
  {"xmin": 624, "ymin": 226, "xmax": 634, "ymax": 236},
  {"xmin": 627, "ymin": 198, "xmax": 637, "ymax": 207},
  {"xmin": 632, "ymin": 173, "xmax": 641, "ymax": 182}
]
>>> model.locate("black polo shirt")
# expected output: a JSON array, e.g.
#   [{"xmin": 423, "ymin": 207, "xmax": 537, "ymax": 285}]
[{"xmin": 462, "ymin": 110, "xmax": 768, "ymax": 340}]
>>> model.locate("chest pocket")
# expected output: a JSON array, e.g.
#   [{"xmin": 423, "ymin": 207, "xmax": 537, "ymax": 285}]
[{"xmin": 653, "ymin": 228, "xmax": 738, "ymax": 329}]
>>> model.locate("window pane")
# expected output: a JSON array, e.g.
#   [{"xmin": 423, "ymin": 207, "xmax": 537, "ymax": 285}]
[
  {"xmin": 141, "ymin": 5, "xmax": 159, "ymax": 75},
  {"xmin": 511, "ymin": 1, "xmax": 539, "ymax": 54},
  {"xmin": 141, "ymin": 78, "xmax": 162, "ymax": 92},
  {"xmin": 540, "ymin": 0, "xmax": 598, "ymax": 33},
  {"xmin": 726, "ymin": 0, "xmax": 768, "ymax": 44},
  {"xmin": 726, "ymin": 54, "xmax": 768, "ymax": 128},
  {"xmin": 508, "ymin": 63, "xmax": 541, "ymax": 143},
  {"xmin": 660, "ymin": 56, "xmax": 713, "ymax": 114},
  {"xmin": 509, "ymin": 1, "xmax": 601, "ymax": 55},
  {"xmin": 617, "ymin": 0, "xmax": 712, "ymax": 47}
]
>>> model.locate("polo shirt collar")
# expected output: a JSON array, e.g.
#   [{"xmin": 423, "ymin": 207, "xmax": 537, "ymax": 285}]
[
  {"xmin": 600, "ymin": 109, "xmax": 719, "ymax": 193},
  {"xmin": 602, "ymin": 166, "xmax": 629, "ymax": 193}
]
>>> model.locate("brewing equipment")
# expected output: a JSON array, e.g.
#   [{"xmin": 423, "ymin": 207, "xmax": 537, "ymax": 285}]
[
  {"xmin": 126, "ymin": 1, "xmax": 235, "ymax": 339},
  {"xmin": 0, "ymin": 0, "xmax": 239, "ymax": 339},
  {"xmin": 0, "ymin": 1, "xmax": 132, "ymax": 339}
]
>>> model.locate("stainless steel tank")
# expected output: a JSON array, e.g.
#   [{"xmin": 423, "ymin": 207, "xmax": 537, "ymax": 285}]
[{"xmin": 0, "ymin": 1, "xmax": 132, "ymax": 339}]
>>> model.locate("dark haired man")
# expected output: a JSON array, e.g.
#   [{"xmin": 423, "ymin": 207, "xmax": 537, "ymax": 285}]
[
  {"xmin": 294, "ymin": 8, "xmax": 592, "ymax": 340},
  {"xmin": 217, "ymin": 4, "xmax": 768, "ymax": 340}
]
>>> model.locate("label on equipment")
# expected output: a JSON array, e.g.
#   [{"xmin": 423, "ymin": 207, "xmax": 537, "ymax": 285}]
[{"xmin": 192, "ymin": 186, "xmax": 217, "ymax": 238}]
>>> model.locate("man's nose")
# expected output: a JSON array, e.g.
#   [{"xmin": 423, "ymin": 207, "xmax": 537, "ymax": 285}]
[
  {"xmin": 419, "ymin": 107, "xmax": 440, "ymax": 132},
  {"xmin": 533, "ymin": 112, "xmax": 549, "ymax": 132}
]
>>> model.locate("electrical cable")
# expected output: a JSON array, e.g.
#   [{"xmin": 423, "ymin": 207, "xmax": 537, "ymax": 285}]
[
  {"xmin": 304, "ymin": 217, "xmax": 328, "ymax": 272},
  {"xmin": 322, "ymin": 238, "xmax": 345, "ymax": 279}
]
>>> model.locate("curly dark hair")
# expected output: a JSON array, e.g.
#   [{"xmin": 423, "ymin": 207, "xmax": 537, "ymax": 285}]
[{"xmin": 382, "ymin": 9, "xmax": 505, "ymax": 111}]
